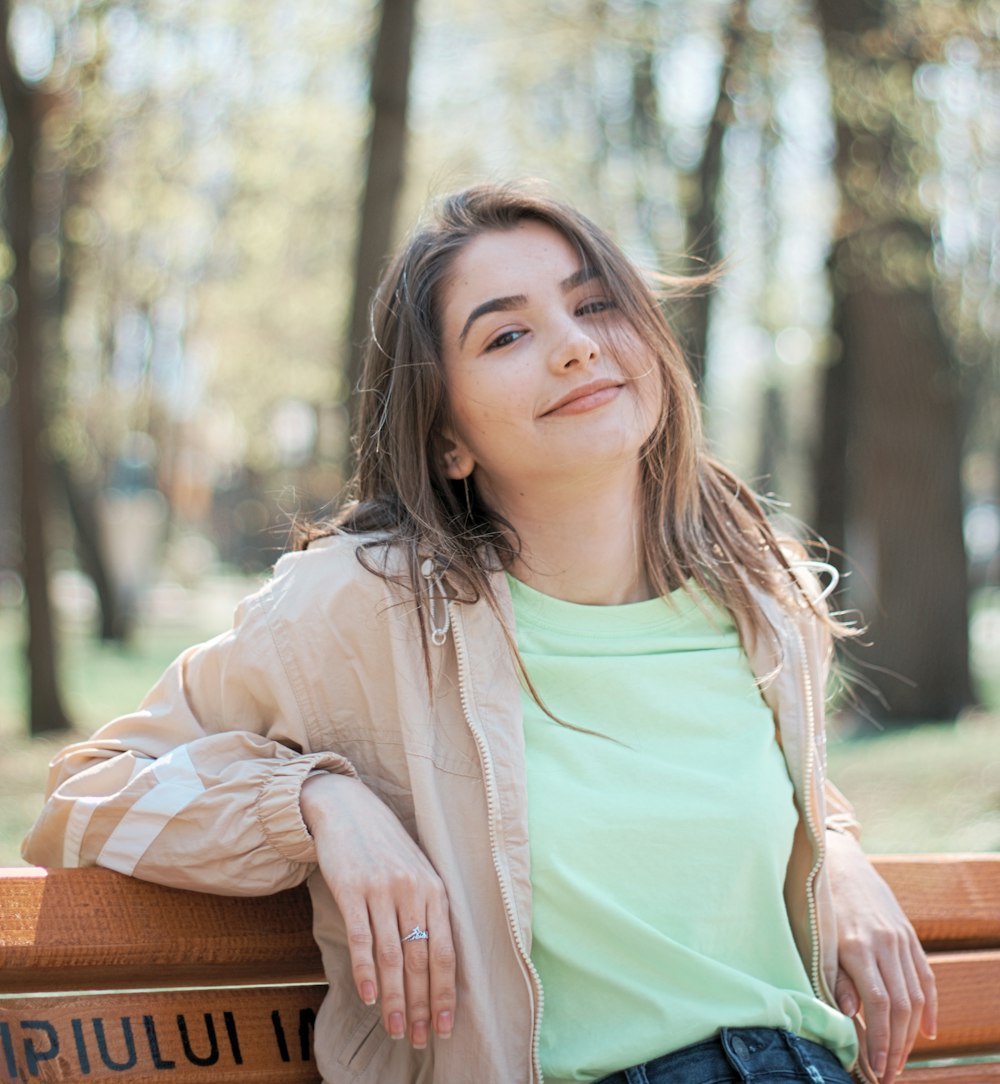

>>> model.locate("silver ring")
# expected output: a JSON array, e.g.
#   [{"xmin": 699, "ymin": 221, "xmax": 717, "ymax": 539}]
[{"xmin": 401, "ymin": 926, "xmax": 429, "ymax": 943}]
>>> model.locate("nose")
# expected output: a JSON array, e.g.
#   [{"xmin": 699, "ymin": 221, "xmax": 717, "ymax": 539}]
[{"xmin": 550, "ymin": 319, "xmax": 600, "ymax": 371}]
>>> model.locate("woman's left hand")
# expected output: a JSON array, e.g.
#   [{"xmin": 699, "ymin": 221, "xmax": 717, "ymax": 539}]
[{"xmin": 825, "ymin": 831, "xmax": 938, "ymax": 1084}]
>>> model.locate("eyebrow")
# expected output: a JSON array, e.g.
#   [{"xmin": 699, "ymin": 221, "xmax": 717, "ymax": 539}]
[{"xmin": 458, "ymin": 265, "xmax": 601, "ymax": 347}]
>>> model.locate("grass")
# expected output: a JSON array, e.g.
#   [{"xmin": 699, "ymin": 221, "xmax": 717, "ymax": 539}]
[
  {"xmin": 2, "ymin": 575, "xmax": 999, "ymax": 865},
  {"xmin": 827, "ymin": 713, "xmax": 1000, "ymax": 853}
]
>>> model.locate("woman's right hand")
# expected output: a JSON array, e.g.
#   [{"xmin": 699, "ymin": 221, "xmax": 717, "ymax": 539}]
[{"xmin": 300, "ymin": 773, "xmax": 456, "ymax": 1049}]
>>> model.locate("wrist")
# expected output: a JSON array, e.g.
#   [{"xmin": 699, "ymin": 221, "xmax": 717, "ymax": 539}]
[{"xmin": 300, "ymin": 771, "xmax": 357, "ymax": 832}]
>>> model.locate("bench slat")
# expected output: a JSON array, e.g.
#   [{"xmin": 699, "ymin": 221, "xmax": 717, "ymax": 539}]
[
  {"xmin": 902, "ymin": 1064, "xmax": 1000, "ymax": 1082},
  {"xmin": 5, "ymin": 857, "xmax": 998, "ymax": 995},
  {"xmin": 0, "ymin": 867, "xmax": 321, "ymax": 994},
  {"xmin": 2, "ymin": 856, "xmax": 999, "ymax": 1080},
  {"xmin": 875, "ymin": 855, "xmax": 1000, "ymax": 949},
  {"xmin": 0, "ymin": 985, "xmax": 325, "ymax": 1082},
  {"xmin": 910, "ymin": 951, "xmax": 1000, "ymax": 1060}
]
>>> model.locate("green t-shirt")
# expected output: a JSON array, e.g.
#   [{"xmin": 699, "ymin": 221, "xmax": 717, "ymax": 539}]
[{"xmin": 508, "ymin": 575, "xmax": 858, "ymax": 1083}]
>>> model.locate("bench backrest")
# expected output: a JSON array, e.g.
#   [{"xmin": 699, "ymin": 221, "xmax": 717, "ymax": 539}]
[{"xmin": 1, "ymin": 855, "xmax": 999, "ymax": 1081}]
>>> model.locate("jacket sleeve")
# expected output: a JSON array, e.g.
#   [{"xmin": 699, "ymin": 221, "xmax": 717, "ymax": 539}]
[{"xmin": 21, "ymin": 584, "xmax": 356, "ymax": 896}]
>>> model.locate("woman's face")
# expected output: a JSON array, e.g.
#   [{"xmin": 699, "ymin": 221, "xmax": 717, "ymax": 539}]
[{"xmin": 438, "ymin": 221, "xmax": 661, "ymax": 510}]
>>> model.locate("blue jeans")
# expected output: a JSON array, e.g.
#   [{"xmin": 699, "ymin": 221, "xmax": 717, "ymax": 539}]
[{"xmin": 594, "ymin": 1027, "xmax": 854, "ymax": 1084}]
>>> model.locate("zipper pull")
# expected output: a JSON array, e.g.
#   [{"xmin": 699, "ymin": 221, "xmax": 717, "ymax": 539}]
[{"xmin": 420, "ymin": 558, "xmax": 451, "ymax": 647}]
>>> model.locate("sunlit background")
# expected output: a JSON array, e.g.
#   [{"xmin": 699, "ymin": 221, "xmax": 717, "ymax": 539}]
[{"xmin": 0, "ymin": 0, "xmax": 998, "ymax": 778}]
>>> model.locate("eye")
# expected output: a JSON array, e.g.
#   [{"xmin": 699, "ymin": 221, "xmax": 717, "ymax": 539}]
[
  {"xmin": 485, "ymin": 328, "xmax": 525, "ymax": 352},
  {"xmin": 577, "ymin": 297, "xmax": 617, "ymax": 317}
]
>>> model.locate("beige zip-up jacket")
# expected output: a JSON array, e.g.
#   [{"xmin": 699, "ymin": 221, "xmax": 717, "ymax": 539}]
[{"xmin": 22, "ymin": 533, "xmax": 863, "ymax": 1084}]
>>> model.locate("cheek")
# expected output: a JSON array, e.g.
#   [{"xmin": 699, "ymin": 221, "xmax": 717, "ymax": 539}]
[
  {"xmin": 451, "ymin": 370, "xmax": 527, "ymax": 434},
  {"xmin": 445, "ymin": 378, "xmax": 505, "ymax": 460},
  {"xmin": 621, "ymin": 345, "xmax": 663, "ymax": 405}
]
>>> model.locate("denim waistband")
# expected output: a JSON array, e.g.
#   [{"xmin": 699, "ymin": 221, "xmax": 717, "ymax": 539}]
[{"xmin": 593, "ymin": 1027, "xmax": 852, "ymax": 1084}]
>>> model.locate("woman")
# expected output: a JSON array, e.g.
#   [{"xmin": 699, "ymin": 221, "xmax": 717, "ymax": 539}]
[{"xmin": 24, "ymin": 183, "xmax": 936, "ymax": 1084}]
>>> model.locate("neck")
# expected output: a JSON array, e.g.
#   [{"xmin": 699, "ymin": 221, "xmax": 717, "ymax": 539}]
[{"xmin": 486, "ymin": 467, "xmax": 653, "ymax": 605}]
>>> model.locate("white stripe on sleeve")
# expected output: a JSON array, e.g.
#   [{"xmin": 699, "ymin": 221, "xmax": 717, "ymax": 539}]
[
  {"xmin": 62, "ymin": 756, "xmax": 150, "ymax": 867},
  {"xmin": 63, "ymin": 795, "xmax": 105, "ymax": 868},
  {"xmin": 97, "ymin": 746, "xmax": 205, "ymax": 876}
]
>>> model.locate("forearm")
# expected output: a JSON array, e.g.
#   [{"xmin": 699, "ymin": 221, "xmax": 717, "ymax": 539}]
[{"xmin": 23, "ymin": 730, "xmax": 355, "ymax": 894}]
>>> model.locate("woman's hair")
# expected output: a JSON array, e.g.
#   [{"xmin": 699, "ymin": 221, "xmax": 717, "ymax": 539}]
[{"xmin": 304, "ymin": 181, "xmax": 854, "ymax": 678}]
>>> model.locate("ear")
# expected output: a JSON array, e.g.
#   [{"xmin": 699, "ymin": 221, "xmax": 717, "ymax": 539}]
[{"xmin": 439, "ymin": 432, "xmax": 476, "ymax": 480}]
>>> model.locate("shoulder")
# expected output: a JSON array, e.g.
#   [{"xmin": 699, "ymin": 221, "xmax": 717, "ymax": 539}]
[
  {"xmin": 244, "ymin": 532, "xmax": 410, "ymax": 626},
  {"xmin": 741, "ymin": 539, "xmax": 837, "ymax": 679},
  {"xmin": 749, "ymin": 538, "xmax": 839, "ymax": 632}
]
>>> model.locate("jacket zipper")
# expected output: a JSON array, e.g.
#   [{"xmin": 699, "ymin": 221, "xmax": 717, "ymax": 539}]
[
  {"xmin": 793, "ymin": 620, "xmax": 827, "ymax": 1002},
  {"xmin": 792, "ymin": 618, "xmax": 870, "ymax": 1084},
  {"xmin": 448, "ymin": 601, "xmax": 545, "ymax": 1084}
]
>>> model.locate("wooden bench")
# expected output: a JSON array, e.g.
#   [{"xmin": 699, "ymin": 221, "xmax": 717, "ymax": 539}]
[{"xmin": 1, "ymin": 856, "xmax": 998, "ymax": 1082}]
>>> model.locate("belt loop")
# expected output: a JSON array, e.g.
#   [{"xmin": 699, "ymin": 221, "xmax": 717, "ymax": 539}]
[
  {"xmin": 624, "ymin": 1067, "xmax": 650, "ymax": 1084},
  {"xmin": 785, "ymin": 1032, "xmax": 827, "ymax": 1084}
]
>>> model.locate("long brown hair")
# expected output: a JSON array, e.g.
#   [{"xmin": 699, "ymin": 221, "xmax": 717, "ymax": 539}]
[{"xmin": 305, "ymin": 181, "xmax": 853, "ymax": 675}]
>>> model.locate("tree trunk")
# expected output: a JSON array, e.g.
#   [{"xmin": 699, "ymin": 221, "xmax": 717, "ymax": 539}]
[
  {"xmin": 683, "ymin": 0, "xmax": 747, "ymax": 390},
  {"xmin": 832, "ymin": 228, "xmax": 972, "ymax": 720},
  {"xmin": 813, "ymin": 286, "xmax": 850, "ymax": 565},
  {"xmin": 0, "ymin": 0, "xmax": 73, "ymax": 734},
  {"xmin": 813, "ymin": 0, "xmax": 973, "ymax": 722},
  {"xmin": 55, "ymin": 458, "xmax": 129, "ymax": 641},
  {"xmin": 343, "ymin": 0, "xmax": 417, "ymax": 414}
]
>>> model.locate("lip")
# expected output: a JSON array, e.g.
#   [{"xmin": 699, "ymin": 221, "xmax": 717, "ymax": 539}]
[{"xmin": 541, "ymin": 378, "xmax": 624, "ymax": 417}]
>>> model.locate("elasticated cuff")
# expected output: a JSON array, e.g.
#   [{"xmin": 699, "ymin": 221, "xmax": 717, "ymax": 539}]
[{"xmin": 256, "ymin": 753, "xmax": 357, "ymax": 863}]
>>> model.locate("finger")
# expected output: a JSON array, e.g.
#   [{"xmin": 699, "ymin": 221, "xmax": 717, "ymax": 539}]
[
  {"xmin": 835, "ymin": 968, "xmax": 860, "ymax": 1019},
  {"xmin": 914, "ymin": 941, "xmax": 938, "ymax": 1040},
  {"xmin": 371, "ymin": 903, "xmax": 407, "ymax": 1040},
  {"xmin": 894, "ymin": 944, "xmax": 927, "ymax": 1074},
  {"xmin": 426, "ymin": 891, "xmax": 456, "ymax": 1039},
  {"xmin": 400, "ymin": 918, "xmax": 432, "ymax": 1049},
  {"xmin": 339, "ymin": 895, "xmax": 379, "ymax": 1008},
  {"xmin": 860, "ymin": 972, "xmax": 892, "ymax": 1081},
  {"xmin": 873, "ymin": 947, "xmax": 912, "ymax": 1084}
]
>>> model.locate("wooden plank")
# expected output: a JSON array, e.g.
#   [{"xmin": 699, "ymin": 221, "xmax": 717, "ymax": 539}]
[
  {"xmin": 910, "ymin": 951, "xmax": 1000, "ymax": 1060},
  {"xmin": 4, "ymin": 860, "xmax": 1000, "ymax": 1077},
  {"xmin": 0, "ymin": 985, "xmax": 326, "ymax": 1082},
  {"xmin": 901, "ymin": 1062, "xmax": 1000, "ymax": 1082},
  {"xmin": 0, "ymin": 868, "xmax": 323, "ymax": 993},
  {"xmin": 873, "ymin": 855, "xmax": 1000, "ymax": 950}
]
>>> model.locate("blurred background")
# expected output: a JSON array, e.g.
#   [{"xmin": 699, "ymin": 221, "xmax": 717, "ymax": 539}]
[{"xmin": 0, "ymin": 0, "xmax": 998, "ymax": 862}]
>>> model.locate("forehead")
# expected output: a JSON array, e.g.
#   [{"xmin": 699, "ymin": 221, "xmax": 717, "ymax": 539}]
[{"xmin": 442, "ymin": 222, "xmax": 582, "ymax": 312}]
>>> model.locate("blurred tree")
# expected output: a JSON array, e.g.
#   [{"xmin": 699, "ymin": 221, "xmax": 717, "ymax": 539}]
[
  {"xmin": 1, "ymin": 0, "xmax": 989, "ymax": 735},
  {"xmin": 0, "ymin": 0, "xmax": 72, "ymax": 733},
  {"xmin": 683, "ymin": 0, "xmax": 747, "ymax": 387},
  {"xmin": 344, "ymin": 0, "xmax": 418, "ymax": 414},
  {"xmin": 813, "ymin": 0, "xmax": 974, "ymax": 722},
  {"xmin": 38, "ymin": 0, "xmax": 369, "ymax": 596}
]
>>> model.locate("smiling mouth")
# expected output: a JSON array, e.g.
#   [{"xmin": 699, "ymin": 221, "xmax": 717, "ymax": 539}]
[{"xmin": 542, "ymin": 379, "xmax": 624, "ymax": 417}]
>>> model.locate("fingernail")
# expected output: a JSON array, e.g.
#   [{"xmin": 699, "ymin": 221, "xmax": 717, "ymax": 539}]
[
  {"xmin": 361, "ymin": 982, "xmax": 376, "ymax": 1006},
  {"xmin": 411, "ymin": 1021, "xmax": 428, "ymax": 1050},
  {"xmin": 874, "ymin": 1052, "xmax": 887, "ymax": 1075},
  {"xmin": 389, "ymin": 1012, "xmax": 405, "ymax": 1039},
  {"xmin": 436, "ymin": 1010, "xmax": 453, "ymax": 1039}
]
